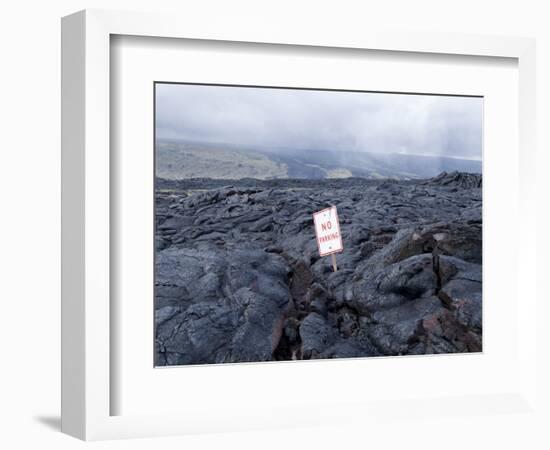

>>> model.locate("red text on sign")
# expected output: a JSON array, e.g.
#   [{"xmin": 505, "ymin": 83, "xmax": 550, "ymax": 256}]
[
  {"xmin": 319, "ymin": 232, "xmax": 339, "ymax": 243},
  {"xmin": 321, "ymin": 221, "xmax": 333, "ymax": 231}
]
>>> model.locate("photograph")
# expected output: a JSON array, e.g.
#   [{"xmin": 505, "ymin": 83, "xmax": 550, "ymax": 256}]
[{"xmin": 154, "ymin": 83, "xmax": 483, "ymax": 367}]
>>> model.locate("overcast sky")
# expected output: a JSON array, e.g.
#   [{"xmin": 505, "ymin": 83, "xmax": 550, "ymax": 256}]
[{"xmin": 155, "ymin": 83, "xmax": 483, "ymax": 160}]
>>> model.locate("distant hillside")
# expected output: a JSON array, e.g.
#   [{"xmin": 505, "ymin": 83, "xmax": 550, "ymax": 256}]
[
  {"xmin": 156, "ymin": 140, "xmax": 481, "ymax": 180},
  {"xmin": 267, "ymin": 147, "xmax": 481, "ymax": 179},
  {"xmin": 156, "ymin": 141, "xmax": 287, "ymax": 180}
]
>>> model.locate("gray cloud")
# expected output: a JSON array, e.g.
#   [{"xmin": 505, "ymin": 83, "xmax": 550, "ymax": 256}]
[{"xmin": 155, "ymin": 83, "xmax": 483, "ymax": 160}]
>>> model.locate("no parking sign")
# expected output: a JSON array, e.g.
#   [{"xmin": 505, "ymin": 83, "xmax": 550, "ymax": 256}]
[{"xmin": 313, "ymin": 206, "xmax": 343, "ymax": 271}]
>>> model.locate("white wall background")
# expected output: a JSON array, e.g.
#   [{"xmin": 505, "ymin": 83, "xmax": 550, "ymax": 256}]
[{"xmin": 0, "ymin": 1, "xmax": 548, "ymax": 449}]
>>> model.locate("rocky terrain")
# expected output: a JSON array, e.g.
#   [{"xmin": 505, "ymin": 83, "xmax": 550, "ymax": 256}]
[{"xmin": 155, "ymin": 171, "xmax": 482, "ymax": 366}]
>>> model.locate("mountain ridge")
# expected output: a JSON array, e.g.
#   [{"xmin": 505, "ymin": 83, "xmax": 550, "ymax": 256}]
[{"xmin": 156, "ymin": 140, "xmax": 482, "ymax": 180}]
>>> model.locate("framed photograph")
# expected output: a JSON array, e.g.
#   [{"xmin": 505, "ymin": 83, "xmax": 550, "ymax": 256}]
[{"xmin": 61, "ymin": 9, "xmax": 538, "ymax": 441}]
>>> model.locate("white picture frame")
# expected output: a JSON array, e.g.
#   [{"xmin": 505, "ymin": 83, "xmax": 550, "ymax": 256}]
[{"xmin": 61, "ymin": 9, "xmax": 538, "ymax": 441}]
